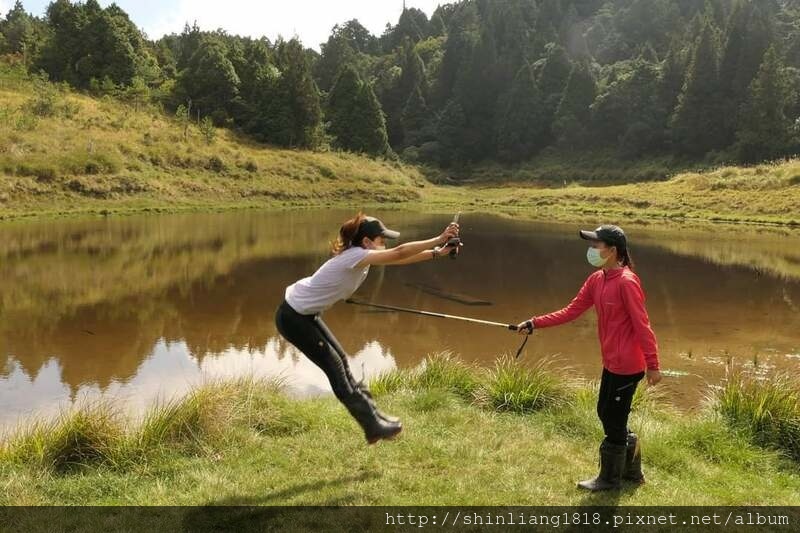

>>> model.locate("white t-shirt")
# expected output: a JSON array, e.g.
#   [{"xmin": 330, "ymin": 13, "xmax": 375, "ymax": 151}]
[{"xmin": 285, "ymin": 246, "xmax": 371, "ymax": 315}]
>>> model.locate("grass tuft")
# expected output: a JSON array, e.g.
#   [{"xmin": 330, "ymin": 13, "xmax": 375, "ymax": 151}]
[
  {"xmin": 475, "ymin": 356, "xmax": 574, "ymax": 414},
  {"xmin": 3, "ymin": 402, "xmax": 122, "ymax": 472},
  {"xmin": 714, "ymin": 372, "xmax": 800, "ymax": 461}
]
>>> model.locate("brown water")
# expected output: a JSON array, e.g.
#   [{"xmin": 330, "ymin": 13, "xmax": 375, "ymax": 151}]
[{"xmin": 1, "ymin": 209, "xmax": 799, "ymax": 425}]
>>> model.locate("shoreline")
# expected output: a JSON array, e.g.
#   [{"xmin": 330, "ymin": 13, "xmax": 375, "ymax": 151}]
[
  {"xmin": 0, "ymin": 355, "xmax": 798, "ymax": 506},
  {"xmin": 2, "ymin": 197, "xmax": 799, "ymax": 236}
]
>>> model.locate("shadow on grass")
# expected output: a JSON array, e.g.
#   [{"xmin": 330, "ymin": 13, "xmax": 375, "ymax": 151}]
[{"xmin": 181, "ymin": 472, "xmax": 379, "ymax": 532}]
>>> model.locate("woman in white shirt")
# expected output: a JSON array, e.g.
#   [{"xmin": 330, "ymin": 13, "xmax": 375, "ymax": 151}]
[{"xmin": 275, "ymin": 213, "xmax": 460, "ymax": 444}]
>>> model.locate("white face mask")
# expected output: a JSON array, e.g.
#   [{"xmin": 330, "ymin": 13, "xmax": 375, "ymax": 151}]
[{"xmin": 587, "ymin": 247, "xmax": 607, "ymax": 268}]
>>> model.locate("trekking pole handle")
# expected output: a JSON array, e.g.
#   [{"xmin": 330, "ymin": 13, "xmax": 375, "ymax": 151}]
[
  {"xmin": 449, "ymin": 212, "xmax": 461, "ymax": 259},
  {"xmin": 447, "ymin": 237, "xmax": 462, "ymax": 259}
]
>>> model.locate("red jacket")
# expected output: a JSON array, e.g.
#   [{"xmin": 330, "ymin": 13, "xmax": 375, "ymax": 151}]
[{"xmin": 531, "ymin": 266, "xmax": 660, "ymax": 374}]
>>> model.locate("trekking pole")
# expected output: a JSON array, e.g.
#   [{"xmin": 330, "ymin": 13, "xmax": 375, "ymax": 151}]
[
  {"xmin": 346, "ymin": 299, "xmax": 519, "ymax": 330},
  {"xmin": 448, "ymin": 211, "xmax": 462, "ymax": 259},
  {"xmin": 345, "ymin": 299, "xmax": 530, "ymax": 358}
]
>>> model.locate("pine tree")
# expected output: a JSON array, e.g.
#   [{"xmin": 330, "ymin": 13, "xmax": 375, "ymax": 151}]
[
  {"xmin": 315, "ymin": 33, "xmax": 357, "ymax": 93},
  {"xmin": 735, "ymin": 46, "xmax": 794, "ymax": 162},
  {"xmin": 669, "ymin": 20, "xmax": 726, "ymax": 155},
  {"xmin": 593, "ymin": 60, "xmax": 664, "ymax": 155},
  {"xmin": 383, "ymin": 38, "xmax": 427, "ymax": 147},
  {"xmin": 36, "ymin": 0, "xmax": 86, "ymax": 85},
  {"xmin": 429, "ymin": 12, "xmax": 446, "ymax": 37},
  {"xmin": 435, "ymin": 2, "xmax": 479, "ymax": 106},
  {"xmin": 496, "ymin": 62, "xmax": 548, "ymax": 162},
  {"xmin": 77, "ymin": 4, "xmax": 141, "ymax": 87},
  {"xmin": 0, "ymin": 1, "xmax": 33, "ymax": 55},
  {"xmin": 453, "ymin": 26, "xmax": 500, "ymax": 159},
  {"xmin": 354, "ymin": 81, "xmax": 390, "ymax": 155},
  {"xmin": 176, "ymin": 22, "xmax": 203, "ymax": 71},
  {"xmin": 717, "ymin": 1, "xmax": 773, "ymax": 145},
  {"xmin": 177, "ymin": 37, "xmax": 240, "ymax": 121},
  {"xmin": 554, "ymin": 62, "xmax": 597, "ymax": 148},
  {"xmin": 436, "ymin": 99, "xmax": 469, "ymax": 167},
  {"xmin": 36, "ymin": 0, "xmax": 151, "ymax": 88},
  {"xmin": 382, "ymin": 7, "xmax": 429, "ymax": 52},
  {"xmin": 275, "ymin": 39, "xmax": 322, "ymax": 148},
  {"xmin": 659, "ymin": 39, "xmax": 689, "ymax": 122},
  {"xmin": 401, "ymin": 86, "xmax": 432, "ymax": 147},
  {"xmin": 533, "ymin": 43, "xmax": 573, "ymax": 146},
  {"xmin": 328, "ymin": 65, "xmax": 389, "ymax": 155},
  {"xmin": 246, "ymin": 75, "xmax": 293, "ymax": 146},
  {"xmin": 229, "ymin": 38, "xmax": 272, "ymax": 116}
]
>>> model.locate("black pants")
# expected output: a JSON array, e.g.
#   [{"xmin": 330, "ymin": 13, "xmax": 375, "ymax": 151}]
[
  {"xmin": 597, "ymin": 368, "xmax": 645, "ymax": 445},
  {"xmin": 274, "ymin": 300, "xmax": 359, "ymax": 401}
]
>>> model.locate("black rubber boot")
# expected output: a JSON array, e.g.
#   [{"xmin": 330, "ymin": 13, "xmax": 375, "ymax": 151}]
[
  {"xmin": 312, "ymin": 316, "xmax": 401, "ymax": 426},
  {"xmin": 623, "ymin": 432, "xmax": 645, "ymax": 483},
  {"xmin": 341, "ymin": 391, "xmax": 402, "ymax": 444},
  {"xmin": 357, "ymin": 383, "xmax": 401, "ymax": 424},
  {"xmin": 577, "ymin": 440, "xmax": 626, "ymax": 491}
]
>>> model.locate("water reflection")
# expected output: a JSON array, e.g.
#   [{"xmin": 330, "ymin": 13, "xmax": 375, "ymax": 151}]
[
  {"xmin": 1, "ymin": 337, "xmax": 397, "ymax": 426},
  {"xmin": 0, "ymin": 210, "xmax": 798, "ymax": 424}
]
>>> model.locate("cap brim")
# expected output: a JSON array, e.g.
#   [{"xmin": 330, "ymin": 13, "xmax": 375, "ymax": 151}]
[
  {"xmin": 381, "ymin": 229, "xmax": 400, "ymax": 239},
  {"xmin": 579, "ymin": 230, "xmax": 599, "ymax": 240}
]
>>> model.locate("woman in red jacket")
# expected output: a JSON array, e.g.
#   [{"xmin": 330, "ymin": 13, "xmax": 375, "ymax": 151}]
[{"xmin": 517, "ymin": 225, "xmax": 662, "ymax": 491}]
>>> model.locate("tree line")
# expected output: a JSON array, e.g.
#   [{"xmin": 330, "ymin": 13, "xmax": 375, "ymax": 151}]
[{"xmin": 2, "ymin": 0, "xmax": 799, "ymax": 167}]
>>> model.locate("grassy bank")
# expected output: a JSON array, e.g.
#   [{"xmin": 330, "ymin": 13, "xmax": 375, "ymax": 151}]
[
  {"xmin": 1, "ymin": 354, "xmax": 798, "ymax": 507},
  {"xmin": 2, "ymin": 63, "xmax": 800, "ymax": 228},
  {"xmin": 438, "ymin": 149, "xmax": 697, "ymax": 185},
  {"xmin": 0, "ymin": 63, "xmax": 428, "ymax": 221},
  {"xmin": 425, "ymin": 157, "xmax": 800, "ymax": 228}
]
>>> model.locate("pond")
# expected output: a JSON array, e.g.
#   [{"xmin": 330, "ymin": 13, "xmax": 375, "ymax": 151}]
[{"xmin": 1, "ymin": 209, "xmax": 798, "ymax": 425}]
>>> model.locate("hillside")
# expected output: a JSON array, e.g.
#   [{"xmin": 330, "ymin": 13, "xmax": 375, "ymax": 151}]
[
  {"xmin": 1, "ymin": 65, "xmax": 799, "ymax": 228},
  {"xmin": 0, "ymin": 65, "xmax": 427, "ymax": 219}
]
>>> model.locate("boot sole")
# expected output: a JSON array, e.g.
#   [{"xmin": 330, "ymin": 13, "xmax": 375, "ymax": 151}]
[{"xmin": 366, "ymin": 425, "xmax": 403, "ymax": 444}]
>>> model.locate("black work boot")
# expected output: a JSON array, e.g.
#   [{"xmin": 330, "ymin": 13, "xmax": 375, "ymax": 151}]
[
  {"xmin": 341, "ymin": 391, "xmax": 402, "ymax": 444},
  {"xmin": 577, "ymin": 440, "xmax": 626, "ymax": 491},
  {"xmin": 357, "ymin": 383, "xmax": 400, "ymax": 424},
  {"xmin": 623, "ymin": 432, "xmax": 645, "ymax": 483}
]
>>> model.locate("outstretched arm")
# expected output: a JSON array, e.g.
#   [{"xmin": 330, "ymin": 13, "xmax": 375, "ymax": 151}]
[
  {"xmin": 517, "ymin": 276, "xmax": 595, "ymax": 334},
  {"xmin": 385, "ymin": 243, "xmax": 461, "ymax": 265},
  {"xmin": 355, "ymin": 223, "xmax": 459, "ymax": 267}
]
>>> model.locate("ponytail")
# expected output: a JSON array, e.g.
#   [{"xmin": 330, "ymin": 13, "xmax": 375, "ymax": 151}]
[
  {"xmin": 620, "ymin": 247, "xmax": 635, "ymax": 270},
  {"xmin": 331, "ymin": 212, "xmax": 366, "ymax": 256}
]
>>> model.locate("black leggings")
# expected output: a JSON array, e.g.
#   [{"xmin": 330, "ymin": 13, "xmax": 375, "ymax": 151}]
[
  {"xmin": 274, "ymin": 300, "xmax": 359, "ymax": 401},
  {"xmin": 597, "ymin": 368, "xmax": 645, "ymax": 445}
]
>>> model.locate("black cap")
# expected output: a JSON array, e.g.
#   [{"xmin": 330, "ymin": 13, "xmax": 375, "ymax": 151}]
[
  {"xmin": 579, "ymin": 225, "xmax": 627, "ymax": 250},
  {"xmin": 352, "ymin": 216, "xmax": 400, "ymax": 244}
]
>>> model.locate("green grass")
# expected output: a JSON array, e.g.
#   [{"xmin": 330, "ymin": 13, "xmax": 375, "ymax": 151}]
[
  {"xmin": 2, "ymin": 60, "xmax": 800, "ymax": 228},
  {"xmin": 2, "ymin": 402, "xmax": 122, "ymax": 472},
  {"xmin": 715, "ymin": 372, "xmax": 800, "ymax": 462},
  {"xmin": 0, "ymin": 61, "xmax": 428, "ymax": 221},
  {"xmin": 475, "ymin": 355, "xmax": 573, "ymax": 413},
  {"xmin": 446, "ymin": 148, "xmax": 695, "ymax": 185},
  {"xmin": 1, "ymin": 354, "xmax": 798, "ymax": 507},
  {"xmin": 422, "ymin": 157, "xmax": 800, "ymax": 228}
]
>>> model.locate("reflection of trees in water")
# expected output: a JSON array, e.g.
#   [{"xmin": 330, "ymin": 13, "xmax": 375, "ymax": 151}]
[
  {"xmin": 1, "ymin": 211, "xmax": 798, "ymax": 398},
  {"xmin": 0, "ymin": 210, "xmax": 446, "ymax": 395},
  {"xmin": 0, "ymin": 211, "xmax": 346, "ymax": 336},
  {"xmin": 333, "ymin": 227, "xmax": 800, "ymax": 368},
  {"xmin": 635, "ymin": 229, "xmax": 800, "ymax": 282},
  {"xmin": 1, "ymin": 255, "xmax": 309, "ymax": 394}
]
